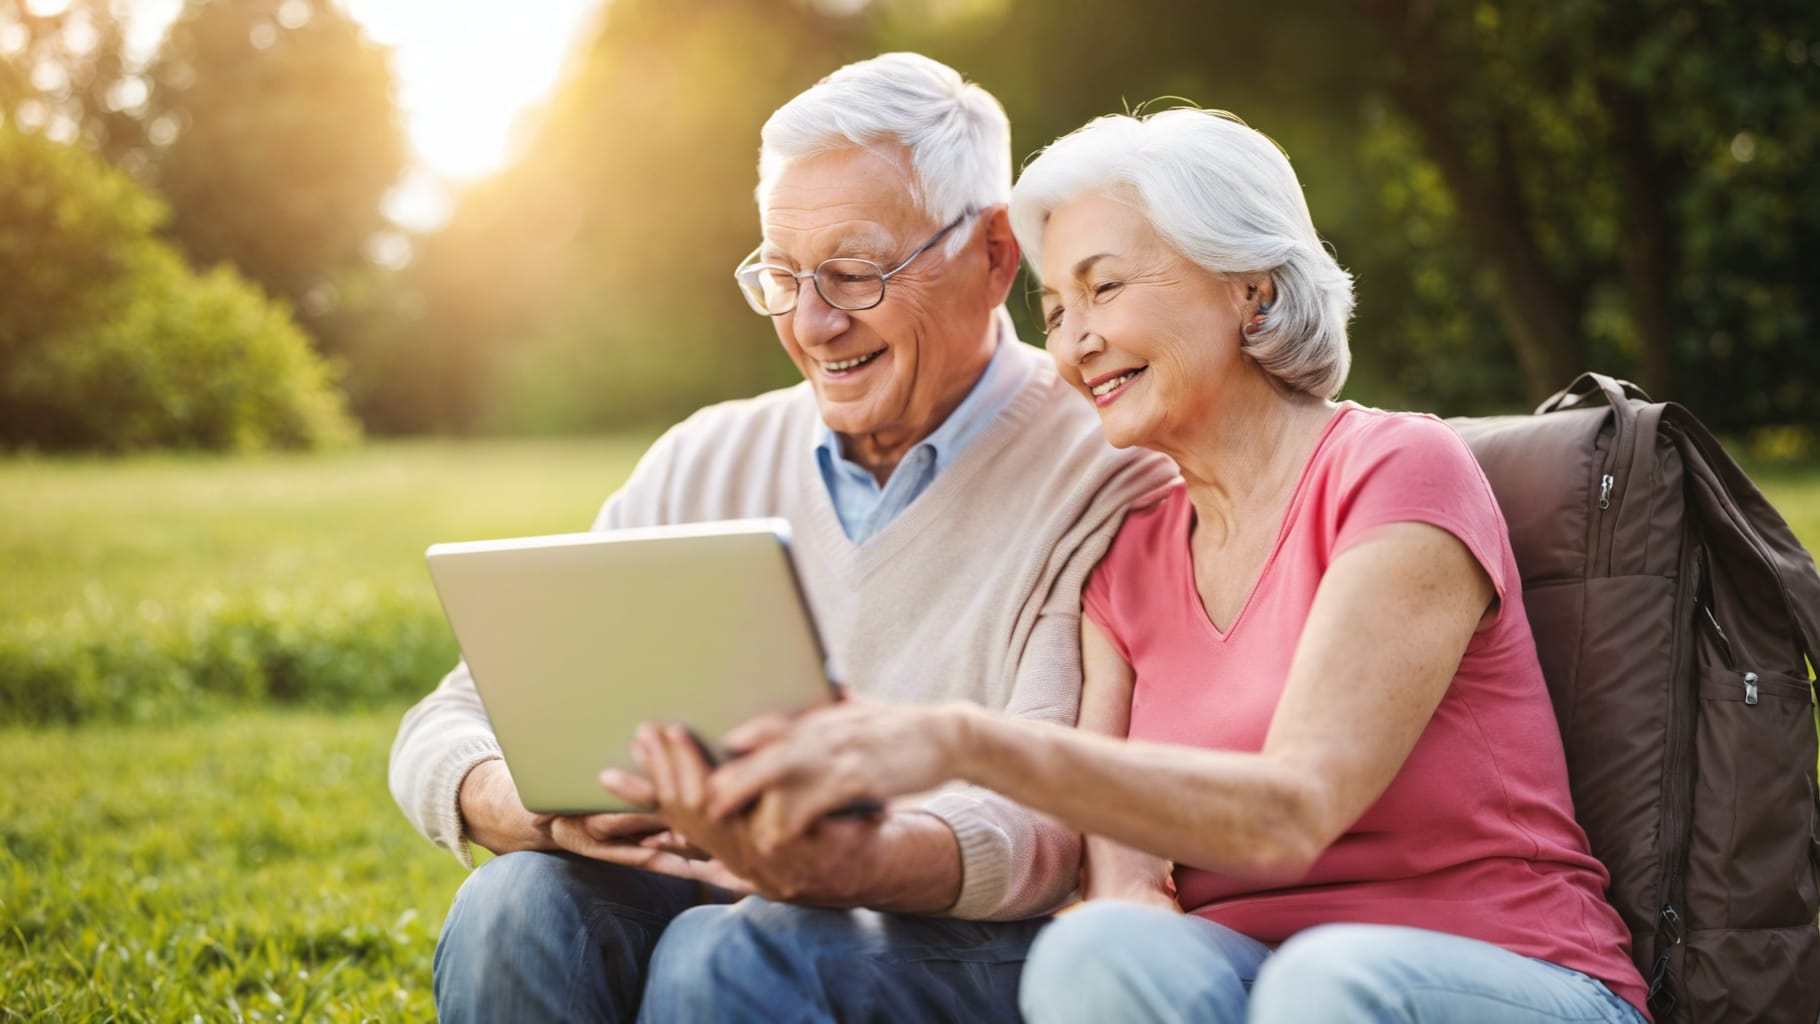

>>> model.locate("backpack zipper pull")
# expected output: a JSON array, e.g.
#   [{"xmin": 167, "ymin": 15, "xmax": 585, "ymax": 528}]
[
  {"xmin": 1598, "ymin": 474, "xmax": 1613, "ymax": 510},
  {"xmin": 1744, "ymin": 671, "xmax": 1759, "ymax": 706},
  {"xmin": 1662, "ymin": 902, "xmax": 1683, "ymax": 944}
]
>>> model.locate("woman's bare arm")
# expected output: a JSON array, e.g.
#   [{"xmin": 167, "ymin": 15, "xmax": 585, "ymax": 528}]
[
  {"xmin": 713, "ymin": 522, "xmax": 1494, "ymax": 880},
  {"xmin": 1074, "ymin": 618, "xmax": 1177, "ymax": 906}
]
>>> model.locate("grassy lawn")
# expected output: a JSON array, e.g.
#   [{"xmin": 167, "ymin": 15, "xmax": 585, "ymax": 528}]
[
  {"xmin": 0, "ymin": 438, "xmax": 652, "ymax": 724},
  {"xmin": 0, "ymin": 435, "xmax": 1815, "ymax": 1018},
  {"xmin": 0, "ymin": 707, "xmax": 466, "ymax": 1021},
  {"xmin": 0, "ymin": 436, "xmax": 652, "ymax": 626},
  {"xmin": 1, "ymin": 438, "xmax": 651, "ymax": 1020}
]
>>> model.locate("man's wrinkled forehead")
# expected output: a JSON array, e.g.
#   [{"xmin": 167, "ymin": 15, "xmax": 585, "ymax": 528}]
[
  {"xmin": 760, "ymin": 220, "xmax": 897, "ymax": 264},
  {"xmin": 758, "ymin": 144, "xmax": 922, "ymax": 263}
]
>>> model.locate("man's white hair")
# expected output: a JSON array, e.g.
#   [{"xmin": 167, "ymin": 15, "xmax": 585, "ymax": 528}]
[
  {"xmin": 757, "ymin": 52, "xmax": 1010, "ymax": 256},
  {"xmin": 1010, "ymin": 109, "xmax": 1354, "ymax": 399}
]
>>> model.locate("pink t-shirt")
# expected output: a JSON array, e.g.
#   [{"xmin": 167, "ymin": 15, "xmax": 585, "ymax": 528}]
[{"xmin": 1082, "ymin": 404, "xmax": 1648, "ymax": 1015}]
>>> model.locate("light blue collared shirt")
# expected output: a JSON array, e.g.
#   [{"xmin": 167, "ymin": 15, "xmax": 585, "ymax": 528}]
[{"xmin": 815, "ymin": 313, "xmax": 1030, "ymax": 543}]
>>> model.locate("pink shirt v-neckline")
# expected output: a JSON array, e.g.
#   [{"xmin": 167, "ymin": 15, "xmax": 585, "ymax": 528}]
[{"xmin": 1184, "ymin": 405, "xmax": 1356, "ymax": 642}]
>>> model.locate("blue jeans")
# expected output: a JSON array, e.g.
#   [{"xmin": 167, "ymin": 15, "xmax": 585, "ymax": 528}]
[
  {"xmin": 638, "ymin": 896, "xmax": 1047, "ymax": 1022},
  {"xmin": 434, "ymin": 851, "xmax": 740, "ymax": 1023},
  {"xmin": 1019, "ymin": 902, "xmax": 1648, "ymax": 1023}
]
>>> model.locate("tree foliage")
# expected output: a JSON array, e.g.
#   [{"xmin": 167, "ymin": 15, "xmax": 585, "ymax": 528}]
[
  {"xmin": 0, "ymin": 0, "xmax": 145, "ymax": 163},
  {"xmin": 144, "ymin": 0, "xmax": 406, "ymax": 339},
  {"xmin": 0, "ymin": 123, "xmax": 356, "ymax": 452},
  {"xmin": 1351, "ymin": 0, "xmax": 1820, "ymax": 425},
  {"xmin": 358, "ymin": 0, "xmax": 862, "ymax": 434},
  {"xmin": 6, "ymin": 0, "xmax": 1816, "ymax": 437}
]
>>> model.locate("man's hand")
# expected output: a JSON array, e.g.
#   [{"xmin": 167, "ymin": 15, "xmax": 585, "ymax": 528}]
[
  {"xmin": 459, "ymin": 756, "xmax": 708, "ymax": 865},
  {"xmin": 600, "ymin": 723, "xmax": 957, "ymax": 911}
]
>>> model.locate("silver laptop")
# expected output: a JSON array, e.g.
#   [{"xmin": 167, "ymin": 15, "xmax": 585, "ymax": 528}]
[{"xmin": 425, "ymin": 518, "xmax": 837, "ymax": 814}]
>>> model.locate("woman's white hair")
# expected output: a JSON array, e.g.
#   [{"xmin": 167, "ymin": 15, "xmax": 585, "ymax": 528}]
[
  {"xmin": 757, "ymin": 52, "xmax": 1010, "ymax": 257},
  {"xmin": 1010, "ymin": 108, "xmax": 1354, "ymax": 399}
]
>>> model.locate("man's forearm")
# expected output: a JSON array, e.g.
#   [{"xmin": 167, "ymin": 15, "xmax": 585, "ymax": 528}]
[
  {"xmin": 459, "ymin": 758, "xmax": 552, "ymax": 855},
  {"xmin": 851, "ymin": 809, "xmax": 963, "ymax": 913}
]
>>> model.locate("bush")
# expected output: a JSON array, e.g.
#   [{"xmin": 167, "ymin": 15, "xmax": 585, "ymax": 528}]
[{"xmin": 0, "ymin": 124, "xmax": 358, "ymax": 452}]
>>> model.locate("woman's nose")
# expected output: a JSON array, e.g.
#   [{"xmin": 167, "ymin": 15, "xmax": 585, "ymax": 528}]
[{"xmin": 1046, "ymin": 322, "xmax": 1103, "ymax": 367}]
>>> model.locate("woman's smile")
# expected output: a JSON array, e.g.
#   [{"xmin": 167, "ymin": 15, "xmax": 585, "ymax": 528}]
[{"xmin": 1086, "ymin": 366, "xmax": 1147, "ymax": 407}]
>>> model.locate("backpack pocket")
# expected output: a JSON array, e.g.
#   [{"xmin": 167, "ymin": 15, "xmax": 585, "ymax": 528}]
[{"xmin": 1685, "ymin": 624, "xmax": 1820, "ymax": 929}]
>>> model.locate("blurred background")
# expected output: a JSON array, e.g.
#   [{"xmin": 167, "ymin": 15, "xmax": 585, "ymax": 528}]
[
  {"xmin": 2, "ymin": 0, "xmax": 1816, "ymax": 1018},
  {"xmin": 6, "ymin": 0, "xmax": 1820, "ymax": 447}
]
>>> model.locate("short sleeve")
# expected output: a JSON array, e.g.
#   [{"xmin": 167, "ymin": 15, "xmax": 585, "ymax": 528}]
[
  {"xmin": 1328, "ymin": 414, "xmax": 1512, "ymax": 608},
  {"xmin": 1080, "ymin": 555, "xmax": 1133, "ymax": 664}
]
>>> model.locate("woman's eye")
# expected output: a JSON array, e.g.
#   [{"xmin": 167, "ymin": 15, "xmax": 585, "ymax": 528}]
[
  {"xmin": 1043, "ymin": 307, "xmax": 1064, "ymax": 332},
  {"xmin": 1094, "ymin": 281, "xmax": 1123, "ymax": 297}
]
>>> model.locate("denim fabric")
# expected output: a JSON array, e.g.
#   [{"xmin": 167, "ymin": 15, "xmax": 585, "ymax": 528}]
[
  {"xmin": 637, "ymin": 896, "xmax": 1047, "ymax": 1023},
  {"xmin": 433, "ymin": 851, "xmax": 738, "ymax": 1024},
  {"xmin": 1019, "ymin": 903, "xmax": 1650, "ymax": 1024}
]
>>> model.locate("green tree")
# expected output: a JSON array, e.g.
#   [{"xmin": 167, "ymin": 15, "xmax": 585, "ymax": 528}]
[
  {"xmin": 0, "ymin": 122, "xmax": 357, "ymax": 451},
  {"xmin": 144, "ymin": 0, "xmax": 406, "ymax": 342},
  {"xmin": 0, "ymin": 0, "xmax": 146, "ymax": 164},
  {"xmin": 373, "ymin": 0, "xmax": 860, "ymax": 434},
  {"xmin": 1349, "ymin": 0, "xmax": 1819, "ymax": 424}
]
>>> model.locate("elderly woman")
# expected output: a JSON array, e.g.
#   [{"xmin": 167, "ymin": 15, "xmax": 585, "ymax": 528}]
[{"xmin": 634, "ymin": 109, "xmax": 1650, "ymax": 1022}]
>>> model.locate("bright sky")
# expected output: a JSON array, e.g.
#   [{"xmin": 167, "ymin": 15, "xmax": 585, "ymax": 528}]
[{"xmin": 111, "ymin": 0, "xmax": 603, "ymax": 229}]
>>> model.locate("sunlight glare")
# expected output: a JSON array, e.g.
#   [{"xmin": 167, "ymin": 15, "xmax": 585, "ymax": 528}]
[
  {"xmin": 343, "ymin": 0, "xmax": 602, "ymax": 184},
  {"xmin": 118, "ymin": 0, "xmax": 604, "ymax": 218}
]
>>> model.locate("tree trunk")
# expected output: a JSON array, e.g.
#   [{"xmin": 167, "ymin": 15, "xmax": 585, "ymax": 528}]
[
  {"xmin": 1596, "ymin": 57, "xmax": 1678, "ymax": 400},
  {"xmin": 1355, "ymin": 0, "xmax": 1588, "ymax": 403}
]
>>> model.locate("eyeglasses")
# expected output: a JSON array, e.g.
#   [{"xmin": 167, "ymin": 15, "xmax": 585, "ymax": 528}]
[{"xmin": 733, "ymin": 209, "xmax": 976, "ymax": 317}]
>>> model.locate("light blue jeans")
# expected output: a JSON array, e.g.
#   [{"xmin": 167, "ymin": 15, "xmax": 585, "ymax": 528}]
[
  {"xmin": 638, "ymin": 896, "xmax": 1046, "ymax": 1022},
  {"xmin": 433, "ymin": 851, "xmax": 1043, "ymax": 1023},
  {"xmin": 434, "ymin": 851, "xmax": 741, "ymax": 1023},
  {"xmin": 1019, "ymin": 902, "xmax": 1649, "ymax": 1024}
]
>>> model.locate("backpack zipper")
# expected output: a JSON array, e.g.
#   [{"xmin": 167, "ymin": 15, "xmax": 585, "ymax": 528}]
[
  {"xmin": 1599, "ymin": 474, "xmax": 1614, "ymax": 510},
  {"xmin": 1648, "ymin": 533, "xmax": 1702, "ymax": 1016},
  {"xmin": 1702, "ymin": 603, "xmax": 1759, "ymax": 706}
]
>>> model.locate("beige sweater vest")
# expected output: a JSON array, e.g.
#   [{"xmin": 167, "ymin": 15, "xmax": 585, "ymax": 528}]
[{"xmin": 389, "ymin": 340, "xmax": 1178, "ymax": 919}]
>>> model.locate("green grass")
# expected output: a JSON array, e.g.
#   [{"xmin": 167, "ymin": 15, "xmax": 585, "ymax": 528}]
[
  {"xmin": 1, "ymin": 436, "xmax": 651, "ymax": 622},
  {"xmin": 0, "ymin": 438, "xmax": 651, "ymax": 724},
  {"xmin": 0, "ymin": 707, "xmax": 468, "ymax": 1021}
]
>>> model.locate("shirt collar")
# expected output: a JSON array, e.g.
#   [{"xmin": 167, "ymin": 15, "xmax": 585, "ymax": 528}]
[{"xmin": 814, "ymin": 309, "xmax": 1017, "ymax": 476}]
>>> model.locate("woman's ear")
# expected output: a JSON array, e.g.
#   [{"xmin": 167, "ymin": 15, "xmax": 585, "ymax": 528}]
[
  {"xmin": 1242, "ymin": 276, "xmax": 1276, "ymax": 338},
  {"xmin": 1249, "ymin": 275, "xmax": 1276, "ymax": 313}
]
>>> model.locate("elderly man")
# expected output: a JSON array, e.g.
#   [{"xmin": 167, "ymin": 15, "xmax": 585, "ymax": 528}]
[{"xmin": 389, "ymin": 52, "xmax": 1175, "ymax": 1021}]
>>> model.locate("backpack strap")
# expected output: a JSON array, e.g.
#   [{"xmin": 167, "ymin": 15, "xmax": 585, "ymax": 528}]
[
  {"xmin": 1664, "ymin": 404, "xmax": 1820, "ymax": 675},
  {"xmin": 1536, "ymin": 372, "xmax": 1653, "ymax": 416}
]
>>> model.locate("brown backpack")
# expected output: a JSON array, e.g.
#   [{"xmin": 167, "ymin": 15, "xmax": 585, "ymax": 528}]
[{"xmin": 1449, "ymin": 373, "xmax": 1820, "ymax": 1022}]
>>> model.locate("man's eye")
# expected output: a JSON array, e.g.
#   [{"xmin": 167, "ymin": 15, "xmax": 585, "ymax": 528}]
[{"xmin": 1094, "ymin": 281, "xmax": 1123, "ymax": 297}]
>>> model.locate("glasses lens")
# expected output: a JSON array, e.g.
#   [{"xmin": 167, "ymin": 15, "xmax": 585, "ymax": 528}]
[
  {"xmin": 815, "ymin": 259, "xmax": 884, "ymax": 310},
  {"xmin": 750, "ymin": 267, "xmax": 800, "ymax": 315}
]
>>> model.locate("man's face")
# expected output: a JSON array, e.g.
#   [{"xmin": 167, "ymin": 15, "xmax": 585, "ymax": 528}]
[{"xmin": 759, "ymin": 145, "xmax": 995, "ymax": 457}]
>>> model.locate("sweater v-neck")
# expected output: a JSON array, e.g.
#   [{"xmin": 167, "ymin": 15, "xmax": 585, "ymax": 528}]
[
  {"xmin": 802, "ymin": 345, "xmax": 1056, "ymax": 577},
  {"xmin": 1185, "ymin": 403, "xmax": 1357, "ymax": 643}
]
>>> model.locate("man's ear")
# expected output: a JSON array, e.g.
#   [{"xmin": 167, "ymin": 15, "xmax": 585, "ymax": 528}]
[{"xmin": 979, "ymin": 205, "xmax": 1021, "ymax": 305}]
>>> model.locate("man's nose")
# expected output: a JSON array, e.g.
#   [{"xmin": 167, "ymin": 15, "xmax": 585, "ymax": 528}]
[{"xmin": 789, "ymin": 278, "xmax": 852, "ymax": 348}]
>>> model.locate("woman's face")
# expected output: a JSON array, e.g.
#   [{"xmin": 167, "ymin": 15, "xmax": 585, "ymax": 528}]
[{"xmin": 1038, "ymin": 193, "xmax": 1257, "ymax": 452}]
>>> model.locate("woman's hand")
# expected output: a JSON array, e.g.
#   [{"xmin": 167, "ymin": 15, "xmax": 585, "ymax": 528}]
[{"xmin": 707, "ymin": 697, "xmax": 973, "ymax": 852}]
